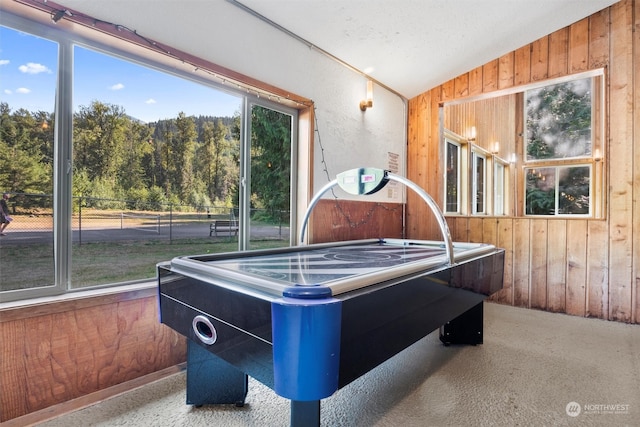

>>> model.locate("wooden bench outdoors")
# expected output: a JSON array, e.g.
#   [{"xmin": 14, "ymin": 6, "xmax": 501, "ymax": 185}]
[{"xmin": 209, "ymin": 219, "xmax": 239, "ymax": 237}]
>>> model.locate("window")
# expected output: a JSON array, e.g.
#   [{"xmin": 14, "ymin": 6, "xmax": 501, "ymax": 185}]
[
  {"xmin": 525, "ymin": 165, "xmax": 591, "ymax": 216},
  {"xmin": 443, "ymin": 69, "xmax": 603, "ymax": 219},
  {"xmin": 493, "ymin": 161, "xmax": 506, "ymax": 215},
  {"xmin": 444, "ymin": 138, "xmax": 461, "ymax": 214},
  {"xmin": 471, "ymin": 150, "xmax": 486, "ymax": 214},
  {"xmin": 0, "ymin": 12, "xmax": 300, "ymax": 302},
  {"xmin": 0, "ymin": 24, "xmax": 57, "ymax": 295},
  {"xmin": 524, "ymin": 76, "xmax": 598, "ymax": 216},
  {"xmin": 442, "ymin": 131, "xmax": 506, "ymax": 216}
]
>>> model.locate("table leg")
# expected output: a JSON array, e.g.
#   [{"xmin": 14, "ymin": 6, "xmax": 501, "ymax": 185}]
[
  {"xmin": 291, "ymin": 400, "xmax": 320, "ymax": 426},
  {"xmin": 186, "ymin": 340, "xmax": 248, "ymax": 407},
  {"xmin": 439, "ymin": 301, "xmax": 484, "ymax": 345}
]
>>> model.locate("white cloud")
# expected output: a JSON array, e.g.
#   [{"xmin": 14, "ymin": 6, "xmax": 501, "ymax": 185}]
[
  {"xmin": 0, "ymin": 59, "xmax": 10, "ymax": 66},
  {"xmin": 4, "ymin": 89, "xmax": 12, "ymax": 95},
  {"xmin": 145, "ymin": 98, "xmax": 157, "ymax": 104},
  {"xmin": 110, "ymin": 83, "xmax": 125, "ymax": 90},
  {"xmin": 16, "ymin": 88, "xmax": 31, "ymax": 94},
  {"xmin": 18, "ymin": 62, "xmax": 51, "ymax": 74}
]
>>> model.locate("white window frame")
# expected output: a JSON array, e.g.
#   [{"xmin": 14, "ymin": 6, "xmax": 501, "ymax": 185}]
[
  {"xmin": 444, "ymin": 137, "xmax": 461, "ymax": 214},
  {"xmin": 471, "ymin": 148, "xmax": 487, "ymax": 215},
  {"xmin": 0, "ymin": 10, "xmax": 299, "ymax": 303},
  {"xmin": 493, "ymin": 160, "xmax": 507, "ymax": 215}
]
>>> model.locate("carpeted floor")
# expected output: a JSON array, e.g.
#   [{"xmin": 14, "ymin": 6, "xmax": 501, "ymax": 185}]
[{"xmin": 35, "ymin": 303, "xmax": 639, "ymax": 427}]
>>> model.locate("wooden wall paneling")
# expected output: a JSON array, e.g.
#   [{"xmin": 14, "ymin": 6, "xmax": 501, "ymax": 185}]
[
  {"xmin": 569, "ymin": 18, "xmax": 590, "ymax": 72},
  {"xmin": 548, "ymin": 27, "xmax": 569, "ymax": 78},
  {"xmin": 406, "ymin": 1, "xmax": 637, "ymax": 324},
  {"xmin": 78, "ymin": 303, "xmax": 118, "ymax": 391},
  {"xmin": 530, "ymin": 36, "xmax": 549, "ymax": 81},
  {"xmin": 428, "ymin": 88, "xmax": 445, "ymax": 240},
  {"xmin": 634, "ymin": 0, "xmax": 640, "ymax": 324},
  {"xmin": 513, "ymin": 45, "xmax": 531, "ymax": 86},
  {"xmin": 445, "ymin": 217, "xmax": 456, "ymax": 242},
  {"xmin": 566, "ymin": 220, "xmax": 588, "ymax": 316},
  {"xmin": 453, "ymin": 217, "xmax": 469, "ymax": 242},
  {"xmin": 406, "ymin": 95, "xmax": 425, "ymax": 238},
  {"xmin": 498, "ymin": 52, "xmax": 515, "ymax": 90},
  {"xmin": 310, "ymin": 199, "xmax": 404, "ymax": 243},
  {"xmin": 468, "ymin": 218, "xmax": 484, "ymax": 243},
  {"xmin": 441, "ymin": 79, "xmax": 455, "ymax": 103},
  {"xmin": 0, "ymin": 320, "xmax": 27, "ymax": 420},
  {"xmin": 481, "ymin": 218, "xmax": 498, "ymax": 246},
  {"xmin": 468, "ymin": 67, "xmax": 484, "ymax": 96},
  {"xmin": 512, "ymin": 218, "xmax": 530, "ymax": 307},
  {"xmin": 0, "ymin": 294, "xmax": 186, "ymax": 422},
  {"xmin": 607, "ymin": 0, "xmax": 634, "ymax": 323},
  {"xmin": 529, "ymin": 219, "xmax": 548, "ymax": 310},
  {"xmin": 454, "ymin": 74, "xmax": 469, "ymax": 98},
  {"xmin": 417, "ymin": 91, "xmax": 433, "ymax": 239},
  {"xmin": 546, "ymin": 219, "xmax": 567, "ymax": 312},
  {"xmin": 49, "ymin": 311, "xmax": 79, "ymax": 398},
  {"xmin": 495, "ymin": 217, "xmax": 514, "ymax": 305},
  {"xmin": 586, "ymin": 220, "xmax": 609, "ymax": 319},
  {"xmin": 588, "ymin": 8, "xmax": 611, "ymax": 69},
  {"xmin": 482, "ymin": 60, "xmax": 499, "ymax": 92},
  {"xmin": 23, "ymin": 314, "xmax": 56, "ymax": 410}
]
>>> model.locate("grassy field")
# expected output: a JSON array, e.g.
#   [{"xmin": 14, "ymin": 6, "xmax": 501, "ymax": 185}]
[{"xmin": 1, "ymin": 238, "xmax": 289, "ymax": 292}]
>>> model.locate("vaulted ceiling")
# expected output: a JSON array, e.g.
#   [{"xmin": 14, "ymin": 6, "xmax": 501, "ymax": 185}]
[{"xmin": 49, "ymin": 0, "xmax": 619, "ymax": 98}]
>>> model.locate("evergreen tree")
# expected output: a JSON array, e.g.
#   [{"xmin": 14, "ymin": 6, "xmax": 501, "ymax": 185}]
[{"xmin": 250, "ymin": 106, "xmax": 291, "ymax": 215}]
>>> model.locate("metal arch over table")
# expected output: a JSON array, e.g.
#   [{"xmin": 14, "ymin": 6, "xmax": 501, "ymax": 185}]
[{"xmin": 299, "ymin": 167, "xmax": 455, "ymax": 266}]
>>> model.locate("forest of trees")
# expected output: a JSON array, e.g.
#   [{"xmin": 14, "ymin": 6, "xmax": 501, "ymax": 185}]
[{"xmin": 0, "ymin": 101, "xmax": 291, "ymax": 216}]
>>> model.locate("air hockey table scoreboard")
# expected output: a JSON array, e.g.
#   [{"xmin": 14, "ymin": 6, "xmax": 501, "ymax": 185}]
[{"xmin": 157, "ymin": 168, "xmax": 505, "ymax": 426}]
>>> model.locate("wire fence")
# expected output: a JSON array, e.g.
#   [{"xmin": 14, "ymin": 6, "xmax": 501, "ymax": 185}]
[{"xmin": 1, "ymin": 192, "xmax": 291, "ymax": 245}]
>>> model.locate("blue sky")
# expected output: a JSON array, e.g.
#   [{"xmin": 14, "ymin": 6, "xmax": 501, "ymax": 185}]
[{"xmin": 1, "ymin": 26, "xmax": 241, "ymax": 123}]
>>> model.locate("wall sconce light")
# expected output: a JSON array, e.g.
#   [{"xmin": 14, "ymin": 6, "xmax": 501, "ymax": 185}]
[
  {"xmin": 467, "ymin": 126, "xmax": 476, "ymax": 142},
  {"xmin": 491, "ymin": 141, "xmax": 500, "ymax": 155},
  {"xmin": 509, "ymin": 153, "xmax": 517, "ymax": 164},
  {"xmin": 359, "ymin": 80, "xmax": 373, "ymax": 111}
]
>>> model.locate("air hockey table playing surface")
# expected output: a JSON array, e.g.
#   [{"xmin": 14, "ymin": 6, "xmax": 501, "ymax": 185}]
[{"xmin": 158, "ymin": 237, "xmax": 504, "ymax": 408}]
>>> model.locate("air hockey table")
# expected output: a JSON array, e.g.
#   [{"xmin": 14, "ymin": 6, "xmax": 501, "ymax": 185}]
[{"xmin": 157, "ymin": 168, "xmax": 505, "ymax": 426}]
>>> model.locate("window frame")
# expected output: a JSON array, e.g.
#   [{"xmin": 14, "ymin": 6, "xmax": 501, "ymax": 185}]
[
  {"xmin": 442, "ymin": 130, "xmax": 508, "ymax": 217},
  {"xmin": 441, "ymin": 68, "xmax": 605, "ymax": 220},
  {"xmin": 493, "ymin": 160, "xmax": 507, "ymax": 216},
  {"xmin": 0, "ymin": 10, "xmax": 302, "ymax": 303},
  {"xmin": 471, "ymin": 148, "xmax": 487, "ymax": 215},
  {"xmin": 522, "ymin": 73, "xmax": 603, "ymax": 217},
  {"xmin": 443, "ymin": 134, "xmax": 463, "ymax": 215}
]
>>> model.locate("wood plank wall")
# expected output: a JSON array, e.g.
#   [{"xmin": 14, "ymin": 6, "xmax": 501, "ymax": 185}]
[
  {"xmin": 310, "ymin": 199, "xmax": 403, "ymax": 244},
  {"xmin": 0, "ymin": 290, "xmax": 186, "ymax": 422},
  {"xmin": 407, "ymin": 0, "xmax": 639, "ymax": 323}
]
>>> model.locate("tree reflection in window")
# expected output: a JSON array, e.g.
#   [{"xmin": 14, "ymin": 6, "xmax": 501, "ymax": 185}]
[
  {"xmin": 526, "ymin": 77, "xmax": 592, "ymax": 161},
  {"xmin": 525, "ymin": 166, "xmax": 590, "ymax": 215}
]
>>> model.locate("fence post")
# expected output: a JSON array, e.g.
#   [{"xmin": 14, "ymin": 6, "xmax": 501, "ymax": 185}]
[{"xmin": 169, "ymin": 203, "xmax": 173, "ymax": 243}]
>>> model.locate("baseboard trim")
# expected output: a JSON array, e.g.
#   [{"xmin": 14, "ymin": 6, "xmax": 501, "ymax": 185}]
[{"xmin": 0, "ymin": 363, "xmax": 186, "ymax": 427}]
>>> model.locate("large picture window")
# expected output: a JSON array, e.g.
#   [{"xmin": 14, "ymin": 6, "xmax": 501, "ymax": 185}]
[
  {"xmin": 0, "ymin": 12, "xmax": 299, "ymax": 302},
  {"xmin": 0, "ymin": 25, "xmax": 57, "ymax": 293},
  {"xmin": 524, "ymin": 76, "xmax": 597, "ymax": 216}
]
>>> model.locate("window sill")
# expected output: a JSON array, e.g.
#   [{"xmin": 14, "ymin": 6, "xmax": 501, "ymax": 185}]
[{"xmin": 0, "ymin": 281, "xmax": 158, "ymax": 323}]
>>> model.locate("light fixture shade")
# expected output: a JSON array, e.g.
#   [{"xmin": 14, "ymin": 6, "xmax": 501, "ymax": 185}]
[{"xmin": 360, "ymin": 80, "xmax": 374, "ymax": 111}]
